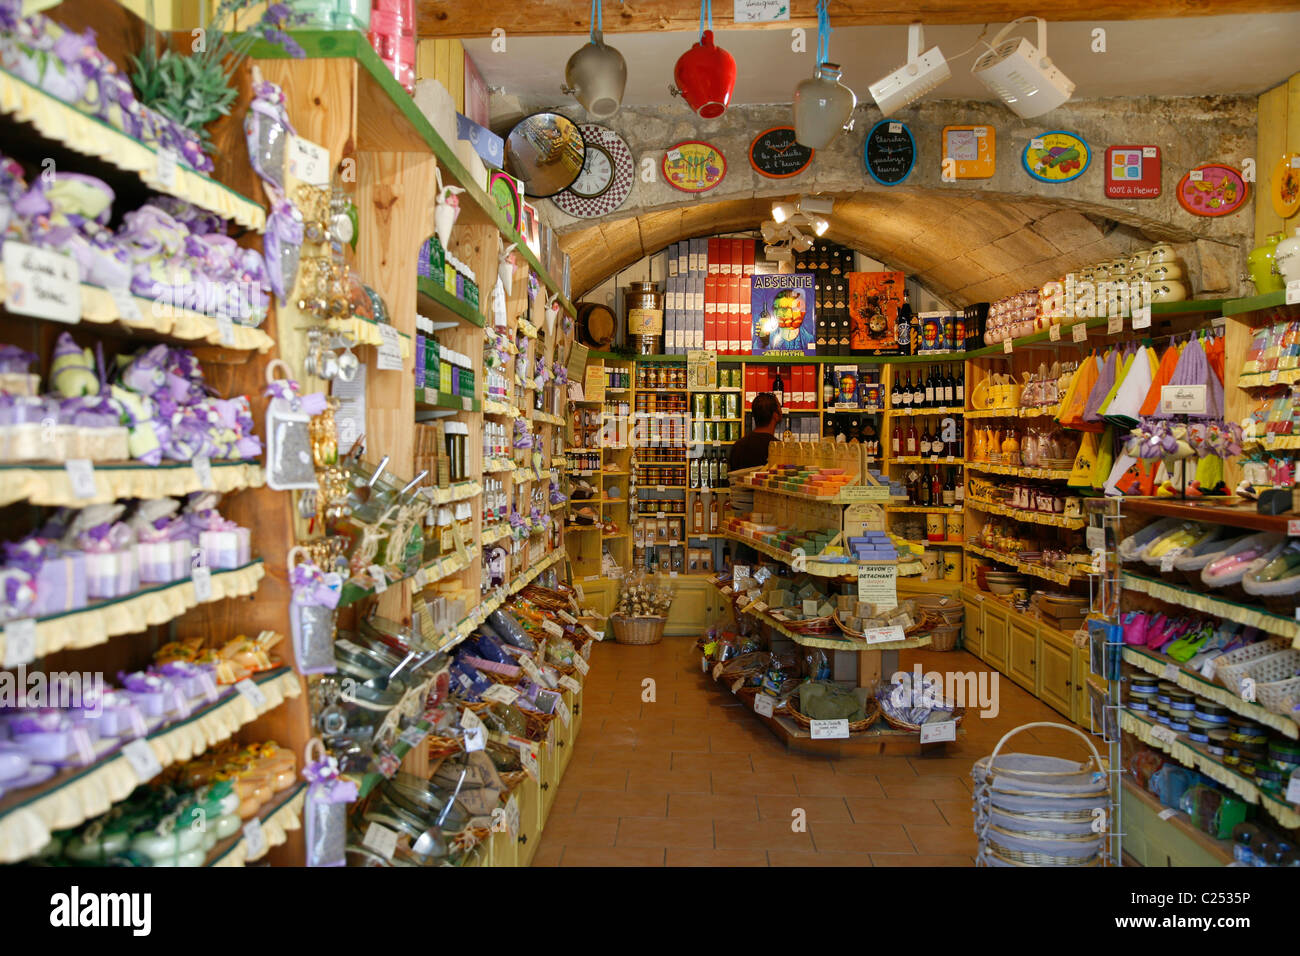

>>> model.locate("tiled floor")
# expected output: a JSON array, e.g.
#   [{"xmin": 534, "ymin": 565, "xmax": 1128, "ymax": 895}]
[{"xmin": 532, "ymin": 637, "xmax": 1099, "ymax": 867}]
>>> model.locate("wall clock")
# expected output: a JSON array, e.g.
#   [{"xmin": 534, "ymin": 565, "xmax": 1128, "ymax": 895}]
[
  {"xmin": 1271, "ymin": 153, "xmax": 1300, "ymax": 220},
  {"xmin": 1176, "ymin": 163, "xmax": 1248, "ymax": 217},
  {"xmin": 749, "ymin": 127, "xmax": 814, "ymax": 179},
  {"xmin": 488, "ymin": 170, "xmax": 523, "ymax": 233},
  {"xmin": 551, "ymin": 124, "xmax": 635, "ymax": 219},
  {"xmin": 662, "ymin": 141, "xmax": 726, "ymax": 193},
  {"xmin": 941, "ymin": 125, "xmax": 995, "ymax": 180},
  {"xmin": 1022, "ymin": 131, "xmax": 1090, "ymax": 183},
  {"xmin": 863, "ymin": 120, "xmax": 915, "ymax": 186}
]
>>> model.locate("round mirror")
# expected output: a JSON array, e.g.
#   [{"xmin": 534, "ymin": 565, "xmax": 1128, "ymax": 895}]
[{"xmin": 505, "ymin": 112, "xmax": 586, "ymax": 198}]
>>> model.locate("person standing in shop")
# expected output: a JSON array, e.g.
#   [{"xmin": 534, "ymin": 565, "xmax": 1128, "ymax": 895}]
[{"xmin": 727, "ymin": 392, "xmax": 782, "ymax": 566}]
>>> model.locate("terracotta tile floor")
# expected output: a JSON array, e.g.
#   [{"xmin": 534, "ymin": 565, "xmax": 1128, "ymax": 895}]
[{"xmin": 535, "ymin": 637, "xmax": 1096, "ymax": 867}]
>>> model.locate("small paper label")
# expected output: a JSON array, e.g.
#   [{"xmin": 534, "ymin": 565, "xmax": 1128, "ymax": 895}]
[
  {"xmin": 1288, "ymin": 279, "xmax": 1300, "ymax": 307},
  {"xmin": 1132, "ymin": 305, "xmax": 1152, "ymax": 330},
  {"xmin": 920, "ymin": 720, "xmax": 957, "ymax": 744},
  {"xmin": 1143, "ymin": 147, "xmax": 1159, "ymax": 158},
  {"xmin": 1151, "ymin": 724, "xmax": 1178, "ymax": 746},
  {"xmin": 1108, "ymin": 315, "xmax": 1123, "ymax": 335},
  {"xmin": 582, "ymin": 623, "xmax": 603, "ymax": 640},
  {"xmin": 463, "ymin": 722, "xmax": 486, "ymax": 752},
  {"xmin": 1189, "ymin": 169, "xmax": 1204, "ymax": 182},
  {"xmin": 362, "ymin": 822, "xmax": 398, "ymax": 860},
  {"xmin": 1003, "ymin": 339, "xmax": 1013, "ymax": 354},
  {"xmin": 192, "ymin": 456, "xmax": 214, "ymax": 491},
  {"xmin": 506, "ymin": 793, "xmax": 521, "ymax": 836},
  {"xmin": 1287, "ymin": 770, "xmax": 1300, "ymax": 804},
  {"xmin": 519, "ymin": 655, "xmax": 544, "ymax": 683},
  {"xmin": 109, "ymin": 285, "xmax": 142, "ymax": 322},
  {"xmin": 234, "ymin": 678, "xmax": 267, "ymax": 710},
  {"xmin": 573, "ymin": 653, "xmax": 590, "ymax": 676},
  {"xmin": 3, "ymin": 618, "xmax": 36, "ymax": 668},
  {"xmin": 399, "ymin": 725, "xmax": 429, "ymax": 749},
  {"xmin": 155, "ymin": 148, "xmax": 178, "ymax": 189},
  {"xmin": 1030, "ymin": 138, "xmax": 1045, "ymax": 150},
  {"xmin": 1073, "ymin": 322, "xmax": 1088, "ymax": 343},
  {"xmin": 242, "ymin": 818, "xmax": 267, "ymax": 858},
  {"xmin": 65, "ymin": 459, "xmax": 96, "ymax": 499},
  {"xmin": 1157, "ymin": 807, "xmax": 1179, "ymax": 821},
  {"xmin": 192, "ymin": 566, "xmax": 213, "ymax": 602},
  {"xmin": 483, "ymin": 683, "xmax": 520, "ymax": 705},
  {"xmin": 557, "ymin": 698, "xmax": 572, "ymax": 726},
  {"xmin": 1049, "ymin": 324, "xmax": 1061, "ymax": 342},
  {"xmin": 377, "ymin": 324, "xmax": 404, "ymax": 372},
  {"xmin": 809, "ymin": 718, "xmax": 850, "ymax": 739},
  {"xmin": 558, "ymin": 610, "xmax": 577, "ymax": 624},
  {"xmin": 863, "ymin": 625, "xmax": 906, "ymax": 645},
  {"xmin": 367, "ymin": 565, "xmax": 388, "ymax": 593},
  {"xmin": 216, "ymin": 314, "xmax": 235, "ymax": 347},
  {"xmin": 1086, "ymin": 526, "xmax": 1105, "ymax": 551},
  {"xmin": 287, "ymin": 134, "xmax": 331, "ymax": 186},
  {"xmin": 1159, "ymin": 384, "xmax": 1207, "ymax": 416},
  {"xmin": 889, "ymin": 122, "xmax": 902, "ymax": 134},
  {"xmin": 1201, "ymin": 658, "xmax": 1218, "ymax": 680},
  {"xmin": 559, "ymin": 675, "xmax": 581, "ymax": 694},
  {"xmin": 753, "ymin": 693, "xmax": 776, "ymax": 717},
  {"xmin": 1162, "ymin": 663, "xmax": 1180, "ymax": 682},
  {"xmin": 802, "ymin": 599, "xmax": 819, "ymax": 615},
  {"xmin": 122, "ymin": 738, "xmax": 163, "ymax": 782}
]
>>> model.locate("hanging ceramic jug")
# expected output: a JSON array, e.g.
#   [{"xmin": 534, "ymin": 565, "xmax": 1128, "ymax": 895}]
[
  {"xmin": 432, "ymin": 166, "xmax": 465, "ymax": 250},
  {"xmin": 671, "ymin": 30, "xmax": 736, "ymax": 118},
  {"xmin": 1247, "ymin": 232, "xmax": 1285, "ymax": 293},
  {"xmin": 498, "ymin": 241, "xmax": 517, "ymax": 297},
  {"xmin": 1275, "ymin": 226, "xmax": 1300, "ymax": 285},
  {"xmin": 563, "ymin": 26, "xmax": 627, "ymax": 120},
  {"xmin": 793, "ymin": 62, "xmax": 856, "ymax": 150}
]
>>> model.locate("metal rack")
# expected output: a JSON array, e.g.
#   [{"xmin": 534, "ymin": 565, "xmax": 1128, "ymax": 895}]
[{"xmin": 1085, "ymin": 497, "xmax": 1125, "ymax": 867}]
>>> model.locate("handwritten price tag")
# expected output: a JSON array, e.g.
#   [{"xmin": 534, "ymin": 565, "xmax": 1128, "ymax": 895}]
[
  {"xmin": 235, "ymin": 678, "xmax": 267, "ymax": 710},
  {"xmin": 192, "ymin": 566, "xmax": 213, "ymax": 603},
  {"xmin": 483, "ymin": 683, "xmax": 520, "ymax": 705},
  {"xmin": 362, "ymin": 822, "xmax": 398, "ymax": 860},
  {"xmin": 920, "ymin": 720, "xmax": 956, "ymax": 744},
  {"xmin": 242, "ymin": 818, "xmax": 267, "ymax": 858},
  {"xmin": 1049, "ymin": 324, "xmax": 1061, "ymax": 342},
  {"xmin": 122, "ymin": 738, "xmax": 163, "ymax": 782},
  {"xmin": 2, "ymin": 618, "xmax": 36, "ymax": 668},
  {"xmin": 809, "ymin": 719, "xmax": 849, "ymax": 739},
  {"xmin": 543, "ymin": 619, "xmax": 564, "ymax": 638},
  {"xmin": 753, "ymin": 693, "xmax": 775, "ymax": 717},
  {"xmin": 573, "ymin": 653, "xmax": 589, "ymax": 676},
  {"xmin": 1073, "ymin": 322, "xmax": 1088, "ymax": 343},
  {"xmin": 65, "ymin": 459, "xmax": 96, "ymax": 499}
]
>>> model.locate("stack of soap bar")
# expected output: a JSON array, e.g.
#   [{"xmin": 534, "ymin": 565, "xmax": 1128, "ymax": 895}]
[{"xmin": 848, "ymin": 532, "xmax": 898, "ymax": 561}]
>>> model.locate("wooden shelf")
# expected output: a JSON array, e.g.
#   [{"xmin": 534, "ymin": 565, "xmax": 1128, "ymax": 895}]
[
  {"xmin": 0, "ymin": 459, "xmax": 262, "ymax": 508},
  {"xmin": 965, "ymin": 544, "xmax": 1087, "ymax": 586},
  {"xmin": 416, "ymin": 276, "xmax": 483, "ymax": 328},
  {"xmin": 967, "ymin": 406, "xmax": 1060, "ymax": 419},
  {"xmin": 888, "ymin": 407, "xmax": 965, "ymax": 416},
  {"xmin": 1121, "ymin": 497, "xmax": 1297, "ymax": 534},
  {"xmin": 965, "ymin": 497, "xmax": 1088, "ymax": 530},
  {"xmin": 968, "ymin": 462, "xmax": 1073, "ymax": 480},
  {"xmin": 415, "ymin": 388, "xmax": 480, "ymax": 413},
  {"xmin": 1121, "ymin": 779, "xmax": 1235, "ymax": 866},
  {"xmin": 1222, "ymin": 289, "xmax": 1292, "ymax": 316},
  {"xmin": 1121, "ymin": 571, "xmax": 1300, "ymax": 644}
]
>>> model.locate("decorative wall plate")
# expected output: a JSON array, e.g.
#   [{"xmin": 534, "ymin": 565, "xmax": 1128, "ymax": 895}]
[
  {"xmin": 1104, "ymin": 145, "xmax": 1161, "ymax": 199},
  {"xmin": 1271, "ymin": 153, "xmax": 1300, "ymax": 220},
  {"xmin": 1022, "ymin": 131, "xmax": 1090, "ymax": 183},
  {"xmin": 1177, "ymin": 163, "xmax": 1248, "ymax": 217},
  {"xmin": 551, "ymin": 124, "xmax": 635, "ymax": 219},
  {"xmin": 749, "ymin": 127, "xmax": 814, "ymax": 179},
  {"xmin": 941, "ymin": 125, "xmax": 995, "ymax": 180},
  {"xmin": 488, "ymin": 170, "xmax": 523, "ymax": 233},
  {"xmin": 662, "ymin": 141, "xmax": 726, "ymax": 193},
  {"xmin": 863, "ymin": 119, "xmax": 915, "ymax": 187}
]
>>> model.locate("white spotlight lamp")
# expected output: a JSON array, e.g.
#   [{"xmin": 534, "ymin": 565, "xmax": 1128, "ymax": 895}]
[
  {"xmin": 771, "ymin": 202, "xmax": 796, "ymax": 224},
  {"xmin": 868, "ymin": 22, "xmax": 951, "ymax": 117},
  {"xmin": 971, "ymin": 17, "xmax": 1075, "ymax": 119}
]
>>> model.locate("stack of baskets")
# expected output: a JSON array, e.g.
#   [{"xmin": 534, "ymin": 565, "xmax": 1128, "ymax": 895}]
[
  {"xmin": 1214, "ymin": 638, "xmax": 1300, "ymax": 723},
  {"xmin": 915, "ymin": 594, "xmax": 964, "ymax": 651},
  {"xmin": 972, "ymin": 722, "xmax": 1110, "ymax": 867}
]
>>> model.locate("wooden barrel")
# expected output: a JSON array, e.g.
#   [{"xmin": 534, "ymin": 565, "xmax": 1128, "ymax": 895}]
[{"xmin": 576, "ymin": 301, "xmax": 616, "ymax": 348}]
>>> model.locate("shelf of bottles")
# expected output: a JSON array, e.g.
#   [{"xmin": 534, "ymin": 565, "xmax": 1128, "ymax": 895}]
[
  {"xmin": 884, "ymin": 360, "xmax": 967, "ymax": 582},
  {"xmin": 819, "ymin": 363, "xmax": 884, "ymax": 456},
  {"xmin": 634, "ymin": 362, "xmax": 689, "ymax": 488}
]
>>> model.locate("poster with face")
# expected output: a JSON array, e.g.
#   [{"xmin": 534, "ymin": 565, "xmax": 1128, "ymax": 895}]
[
  {"xmin": 750, "ymin": 273, "xmax": 815, "ymax": 355},
  {"xmin": 847, "ymin": 271, "xmax": 906, "ymax": 354}
]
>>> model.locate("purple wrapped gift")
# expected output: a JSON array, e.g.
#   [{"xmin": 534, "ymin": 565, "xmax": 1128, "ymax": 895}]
[
  {"xmin": 3, "ymin": 539, "xmax": 88, "ymax": 617},
  {"xmin": 77, "ymin": 522, "xmax": 138, "ymax": 600},
  {"xmin": 136, "ymin": 518, "xmax": 189, "ymax": 583},
  {"xmin": 77, "ymin": 690, "xmax": 148, "ymax": 740}
]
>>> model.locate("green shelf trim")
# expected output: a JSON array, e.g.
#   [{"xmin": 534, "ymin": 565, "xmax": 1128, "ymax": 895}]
[
  {"xmin": 0, "ymin": 458, "xmax": 258, "ymax": 473},
  {"xmin": 417, "ymin": 277, "xmax": 484, "ymax": 327},
  {"xmin": 246, "ymin": 30, "xmax": 575, "ymax": 318},
  {"xmin": 1222, "ymin": 289, "xmax": 1290, "ymax": 316},
  {"xmin": 1150, "ymin": 298, "xmax": 1226, "ymax": 316},
  {"xmin": 415, "ymin": 388, "xmax": 481, "ymax": 412}
]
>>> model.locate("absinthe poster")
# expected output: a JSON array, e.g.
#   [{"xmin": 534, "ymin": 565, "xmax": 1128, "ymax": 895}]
[{"xmin": 751, "ymin": 273, "xmax": 815, "ymax": 355}]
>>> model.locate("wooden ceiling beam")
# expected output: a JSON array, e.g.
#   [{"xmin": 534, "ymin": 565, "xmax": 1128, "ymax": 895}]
[{"xmin": 417, "ymin": 0, "xmax": 1293, "ymax": 37}]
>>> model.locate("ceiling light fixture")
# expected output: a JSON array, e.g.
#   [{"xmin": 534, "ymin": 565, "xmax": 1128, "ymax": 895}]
[
  {"xmin": 792, "ymin": 1, "xmax": 857, "ymax": 150},
  {"xmin": 868, "ymin": 21, "xmax": 951, "ymax": 117},
  {"xmin": 971, "ymin": 16, "xmax": 1075, "ymax": 118},
  {"xmin": 670, "ymin": 0, "xmax": 737, "ymax": 119},
  {"xmin": 561, "ymin": 0, "xmax": 627, "ymax": 119},
  {"xmin": 771, "ymin": 202, "xmax": 796, "ymax": 223}
]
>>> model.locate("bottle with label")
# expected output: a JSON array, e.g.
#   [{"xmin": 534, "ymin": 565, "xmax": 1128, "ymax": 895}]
[
  {"xmin": 924, "ymin": 367, "xmax": 936, "ymax": 407},
  {"xmin": 890, "ymin": 374, "xmax": 902, "ymax": 408},
  {"xmin": 918, "ymin": 467, "xmax": 932, "ymax": 506},
  {"xmin": 905, "ymin": 423, "xmax": 918, "ymax": 456},
  {"xmin": 823, "ymin": 366, "xmax": 836, "ymax": 407},
  {"xmin": 907, "ymin": 469, "xmax": 921, "ymax": 506},
  {"xmin": 709, "ymin": 494, "xmax": 719, "ymax": 531},
  {"xmin": 689, "ymin": 455, "xmax": 700, "ymax": 489},
  {"xmin": 772, "ymin": 368, "xmax": 785, "ymax": 407},
  {"xmin": 899, "ymin": 371, "xmax": 912, "ymax": 408},
  {"xmin": 897, "ymin": 288, "xmax": 914, "ymax": 353},
  {"xmin": 943, "ymin": 366, "xmax": 955, "ymax": 405},
  {"xmin": 954, "ymin": 366, "xmax": 965, "ymax": 406},
  {"xmin": 931, "ymin": 468, "xmax": 943, "ymax": 504},
  {"xmin": 891, "ymin": 422, "xmax": 902, "ymax": 456},
  {"xmin": 943, "ymin": 469, "xmax": 956, "ymax": 506},
  {"xmin": 912, "ymin": 371, "xmax": 924, "ymax": 407},
  {"xmin": 919, "ymin": 426, "xmax": 931, "ymax": 457},
  {"xmin": 718, "ymin": 451, "xmax": 728, "ymax": 484}
]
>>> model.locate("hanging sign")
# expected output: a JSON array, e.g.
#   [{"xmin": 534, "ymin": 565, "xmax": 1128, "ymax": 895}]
[
  {"xmin": 864, "ymin": 120, "xmax": 916, "ymax": 186},
  {"xmin": 1105, "ymin": 145, "xmax": 1161, "ymax": 199},
  {"xmin": 734, "ymin": 0, "xmax": 789, "ymax": 22},
  {"xmin": 1022, "ymin": 131, "xmax": 1090, "ymax": 183},
  {"xmin": 1177, "ymin": 164, "xmax": 1248, "ymax": 217},
  {"xmin": 749, "ymin": 127, "xmax": 814, "ymax": 179},
  {"xmin": 942, "ymin": 126, "xmax": 995, "ymax": 180},
  {"xmin": 663, "ymin": 141, "xmax": 726, "ymax": 193}
]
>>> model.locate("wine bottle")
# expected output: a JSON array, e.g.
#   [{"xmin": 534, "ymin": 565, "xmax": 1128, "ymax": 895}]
[
  {"xmin": 924, "ymin": 366, "xmax": 935, "ymax": 407},
  {"xmin": 955, "ymin": 366, "xmax": 965, "ymax": 406},
  {"xmin": 919, "ymin": 426, "xmax": 931, "ymax": 457},
  {"xmin": 772, "ymin": 367, "xmax": 785, "ymax": 407},
  {"xmin": 892, "ymin": 422, "xmax": 902, "ymax": 456},
  {"xmin": 943, "ymin": 365, "xmax": 955, "ymax": 405},
  {"xmin": 890, "ymin": 373, "xmax": 902, "ymax": 408},
  {"xmin": 931, "ymin": 468, "xmax": 943, "ymax": 505},
  {"xmin": 906, "ymin": 423, "xmax": 918, "ymax": 456},
  {"xmin": 823, "ymin": 366, "xmax": 836, "ymax": 407},
  {"xmin": 913, "ymin": 370, "xmax": 924, "ymax": 407},
  {"xmin": 943, "ymin": 469, "xmax": 956, "ymax": 507},
  {"xmin": 919, "ymin": 467, "xmax": 932, "ymax": 506},
  {"xmin": 897, "ymin": 288, "xmax": 914, "ymax": 354}
]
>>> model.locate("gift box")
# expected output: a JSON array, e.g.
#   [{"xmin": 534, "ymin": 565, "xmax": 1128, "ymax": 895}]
[
  {"xmin": 31, "ymin": 550, "xmax": 89, "ymax": 616},
  {"xmin": 137, "ymin": 538, "xmax": 189, "ymax": 584},
  {"xmin": 198, "ymin": 525, "xmax": 251, "ymax": 570},
  {"xmin": 78, "ymin": 523, "xmax": 139, "ymax": 600}
]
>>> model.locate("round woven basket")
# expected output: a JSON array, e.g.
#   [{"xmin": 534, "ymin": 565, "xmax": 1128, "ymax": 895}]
[
  {"xmin": 880, "ymin": 703, "xmax": 966, "ymax": 733},
  {"xmin": 612, "ymin": 614, "xmax": 666, "ymax": 645},
  {"xmin": 786, "ymin": 695, "xmax": 881, "ymax": 734},
  {"xmin": 929, "ymin": 623, "xmax": 961, "ymax": 652}
]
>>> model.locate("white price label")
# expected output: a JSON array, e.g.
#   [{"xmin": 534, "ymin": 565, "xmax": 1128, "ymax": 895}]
[
  {"xmin": 1162, "ymin": 663, "xmax": 1180, "ymax": 682},
  {"xmin": 1287, "ymin": 770, "xmax": 1300, "ymax": 804},
  {"xmin": 1288, "ymin": 279, "xmax": 1300, "ymax": 307},
  {"xmin": 1159, "ymin": 550, "xmax": 1180, "ymax": 573},
  {"xmin": 573, "ymin": 653, "xmax": 589, "ymax": 676},
  {"xmin": 920, "ymin": 720, "xmax": 957, "ymax": 744},
  {"xmin": 1049, "ymin": 323, "xmax": 1061, "ymax": 342},
  {"xmin": 483, "ymin": 683, "xmax": 520, "ymax": 705},
  {"xmin": 1132, "ymin": 305, "xmax": 1152, "ymax": 329},
  {"xmin": 667, "ymin": 149, "xmax": 682, "ymax": 162},
  {"xmin": 362, "ymin": 822, "xmax": 398, "ymax": 860},
  {"xmin": 367, "ymin": 565, "xmax": 388, "ymax": 593},
  {"xmin": 809, "ymin": 718, "xmax": 850, "ymax": 739},
  {"xmin": 121, "ymin": 738, "xmax": 163, "ymax": 781},
  {"xmin": 3, "ymin": 618, "xmax": 36, "ymax": 668},
  {"xmin": 753, "ymin": 693, "xmax": 776, "ymax": 717},
  {"xmin": 287, "ymin": 134, "xmax": 331, "ymax": 186},
  {"xmin": 234, "ymin": 678, "xmax": 267, "ymax": 710},
  {"xmin": 1143, "ymin": 147, "xmax": 1159, "ymax": 158},
  {"xmin": 192, "ymin": 566, "xmax": 213, "ymax": 602},
  {"xmin": 463, "ymin": 723, "xmax": 487, "ymax": 752},
  {"xmin": 1072, "ymin": 322, "xmax": 1088, "ymax": 343},
  {"xmin": 863, "ymin": 625, "xmax": 906, "ymax": 645},
  {"xmin": 1108, "ymin": 315, "xmax": 1123, "ymax": 335},
  {"xmin": 558, "ymin": 610, "xmax": 577, "ymax": 624},
  {"xmin": 377, "ymin": 324, "xmax": 404, "ymax": 372},
  {"xmin": 65, "ymin": 459, "xmax": 96, "ymax": 499},
  {"xmin": 1159, "ymin": 384, "xmax": 1207, "ymax": 416},
  {"xmin": 1030, "ymin": 138, "xmax": 1045, "ymax": 149},
  {"xmin": 192, "ymin": 455, "xmax": 214, "ymax": 491},
  {"xmin": 155, "ymin": 148, "xmax": 178, "ymax": 189},
  {"xmin": 1151, "ymin": 724, "xmax": 1178, "ymax": 746},
  {"xmin": 399, "ymin": 725, "xmax": 429, "ymax": 749},
  {"xmin": 1201, "ymin": 657, "xmax": 1218, "ymax": 680},
  {"xmin": 1157, "ymin": 807, "xmax": 1179, "ymax": 821},
  {"xmin": 505, "ymin": 794, "xmax": 521, "ymax": 836},
  {"xmin": 542, "ymin": 619, "xmax": 565, "ymax": 638},
  {"xmin": 1189, "ymin": 169, "xmax": 1204, "ymax": 182},
  {"xmin": 557, "ymin": 698, "xmax": 571, "ymax": 726},
  {"xmin": 1086, "ymin": 526, "xmax": 1105, "ymax": 551},
  {"xmin": 582, "ymin": 623, "xmax": 603, "ymax": 641},
  {"xmin": 559, "ymin": 675, "xmax": 581, "ymax": 694},
  {"xmin": 109, "ymin": 285, "xmax": 142, "ymax": 322},
  {"xmin": 1003, "ymin": 339, "xmax": 1014, "ymax": 354},
  {"xmin": 242, "ymin": 818, "xmax": 267, "ymax": 858},
  {"xmin": 519, "ymin": 655, "xmax": 544, "ymax": 683},
  {"xmin": 888, "ymin": 122, "xmax": 902, "ymax": 134},
  {"xmin": 215, "ymin": 314, "xmax": 235, "ymax": 347}
]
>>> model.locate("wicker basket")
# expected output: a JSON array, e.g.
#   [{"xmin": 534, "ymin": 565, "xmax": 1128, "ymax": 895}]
[
  {"xmin": 1215, "ymin": 638, "xmax": 1293, "ymax": 691},
  {"xmin": 612, "ymin": 614, "xmax": 666, "ymax": 645},
  {"xmin": 1240, "ymin": 650, "xmax": 1300, "ymax": 713},
  {"xmin": 786, "ymin": 695, "xmax": 881, "ymax": 734},
  {"xmin": 881, "ymin": 704, "xmax": 966, "ymax": 733},
  {"xmin": 929, "ymin": 623, "xmax": 961, "ymax": 652}
]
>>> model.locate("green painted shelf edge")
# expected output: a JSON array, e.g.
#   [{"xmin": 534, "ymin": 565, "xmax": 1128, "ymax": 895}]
[
  {"xmin": 415, "ymin": 388, "xmax": 481, "ymax": 412},
  {"xmin": 246, "ymin": 30, "xmax": 575, "ymax": 319},
  {"xmin": 417, "ymin": 277, "xmax": 484, "ymax": 327},
  {"xmin": 1222, "ymin": 289, "xmax": 1290, "ymax": 316}
]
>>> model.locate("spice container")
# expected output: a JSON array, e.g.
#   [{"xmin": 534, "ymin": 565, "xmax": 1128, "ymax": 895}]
[{"xmin": 625, "ymin": 282, "xmax": 664, "ymax": 355}]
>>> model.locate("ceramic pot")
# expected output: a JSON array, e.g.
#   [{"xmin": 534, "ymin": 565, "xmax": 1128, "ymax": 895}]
[
  {"xmin": 1247, "ymin": 232, "xmax": 1286, "ymax": 293},
  {"xmin": 1149, "ymin": 278, "xmax": 1188, "ymax": 303},
  {"xmin": 793, "ymin": 63, "xmax": 856, "ymax": 150},
  {"xmin": 563, "ymin": 30, "xmax": 628, "ymax": 119},
  {"xmin": 1275, "ymin": 227, "xmax": 1300, "ymax": 285},
  {"xmin": 1144, "ymin": 261, "xmax": 1184, "ymax": 283},
  {"xmin": 1148, "ymin": 243, "xmax": 1178, "ymax": 264},
  {"xmin": 672, "ymin": 30, "xmax": 736, "ymax": 119}
]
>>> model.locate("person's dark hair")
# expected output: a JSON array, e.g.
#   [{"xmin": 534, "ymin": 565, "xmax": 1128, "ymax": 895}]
[{"xmin": 751, "ymin": 392, "xmax": 781, "ymax": 428}]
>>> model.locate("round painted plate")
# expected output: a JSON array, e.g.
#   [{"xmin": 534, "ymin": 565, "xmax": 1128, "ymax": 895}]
[
  {"xmin": 1022, "ymin": 131, "xmax": 1090, "ymax": 183},
  {"xmin": 864, "ymin": 119, "xmax": 916, "ymax": 186},
  {"xmin": 488, "ymin": 170, "xmax": 522, "ymax": 233},
  {"xmin": 1177, "ymin": 163, "xmax": 1248, "ymax": 217},
  {"xmin": 749, "ymin": 127, "xmax": 813, "ymax": 179},
  {"xmin": 551, "ymin": 124, "xmax": 635, "ymax": 219},
  {"xmin": 1272, "ymin": 153, "xmax": 1300, "ymax": 220},
  {"xmin": 662, "ymin": 141, "xmax": 726, "ymax": 193}
]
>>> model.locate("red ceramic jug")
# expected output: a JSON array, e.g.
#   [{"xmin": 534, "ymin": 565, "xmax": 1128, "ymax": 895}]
[{"xmin": 672, "ymin": 30, "xmax": 736, "ymax": 118}]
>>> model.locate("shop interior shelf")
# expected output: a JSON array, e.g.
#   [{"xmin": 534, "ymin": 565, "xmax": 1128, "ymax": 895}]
[
  {"xmin": 1121, "ymin": 496, "xmax": 1297, "ymax": 534},
  {"xmin": 416, "ymin": 277, "xmax": 484, "ymax": 328},
  {"xmin": 0, "ymin": 459, "xmax": 263, "ymax": 509},
  {"xmin": 1121, "ymin": 570, "xmax": 1300, "ymax": 645},
  {"xmin": 205, "ymin": 782, "xmax": 306, "ymax": 867}
]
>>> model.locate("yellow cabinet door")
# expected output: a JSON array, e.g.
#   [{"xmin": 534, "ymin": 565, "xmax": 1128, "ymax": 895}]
[
  {"xmin": 1072, "ymin": 645, "xmax": 1091, "ymax": 728},
  {"xmin": 1008, "ymin": 620, "xmax": 1037, "ymax": 691},
  {"xmin": 666, "ymin": 578, "xmax": 712, "ymax": 636},
  {"xmin": 962, "ymin": 592, "xmax": 984, "ymax": 659},
  {"xmin": 1037, "ymin": 631, "xmax": 1074, "ymax": 718},
  {"xmin": 983, "ymin": 603, "xmax": 1008, "ymax": 671}
]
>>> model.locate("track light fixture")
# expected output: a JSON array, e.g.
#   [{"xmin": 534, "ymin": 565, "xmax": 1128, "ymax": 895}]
[
  {"xmin": 868, "ymin": 22, "xmax": 951, "ymax": 117},
  {"xmin": 971, "ymin": 16, "xmax": 1075, "ymax": 118}
]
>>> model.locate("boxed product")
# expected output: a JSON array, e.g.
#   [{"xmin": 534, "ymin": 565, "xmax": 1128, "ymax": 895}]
[
  {"xmin": 751, "ymin": 273, "xmax": 815, "ymax": 355},
  {"xmin": 847, "ymin": 272, "xmax": 907, "ymax": 355}
]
